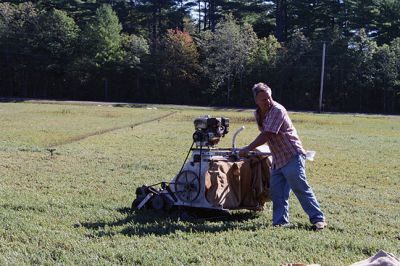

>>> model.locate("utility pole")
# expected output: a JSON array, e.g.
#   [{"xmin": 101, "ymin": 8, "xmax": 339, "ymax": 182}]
[{"xmin": 319, "ymin": 42, "xmax": 326, "ymax": 113}]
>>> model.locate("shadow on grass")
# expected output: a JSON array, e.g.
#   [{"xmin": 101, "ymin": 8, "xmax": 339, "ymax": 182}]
[
  {"xmin": 79, "ymin": 207, "xmax": 266, "ymax": 237},
  {"xmin": 78, "ymin": 207, "xmax": 330, "ymax": 238}
]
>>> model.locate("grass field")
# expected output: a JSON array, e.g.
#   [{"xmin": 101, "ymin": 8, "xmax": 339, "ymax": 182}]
[{"xmin": 0, "ymin": 102, "xmax": 399, "ymax": 265}]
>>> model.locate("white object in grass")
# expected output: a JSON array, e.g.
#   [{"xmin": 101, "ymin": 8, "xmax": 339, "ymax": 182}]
[{"xmin": 306, "ymin": 150, "xmax": 316, "ymax": 161}]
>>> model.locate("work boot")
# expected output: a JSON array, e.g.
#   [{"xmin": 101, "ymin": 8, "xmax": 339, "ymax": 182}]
[
  {"xmin": 273, "ymin": 223, "xmax": 293, "ymax": 228},
  {"xmin": 313, "ymin": 221, "xmax": 327, "ymax": 230}
]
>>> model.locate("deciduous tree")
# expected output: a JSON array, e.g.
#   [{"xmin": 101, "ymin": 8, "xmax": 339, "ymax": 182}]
[
  {"xmin": 158, "ymin": 28, "xmax": 200, "ymax": 103},
  {"xmin": 201, "ymin": 14, "xmax": 257, "ymax": 105}
]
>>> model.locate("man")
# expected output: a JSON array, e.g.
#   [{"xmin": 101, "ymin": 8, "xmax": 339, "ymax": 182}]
[{"xmin": 239, "ymin": 82, "xmax": 326, "ymax": 230}]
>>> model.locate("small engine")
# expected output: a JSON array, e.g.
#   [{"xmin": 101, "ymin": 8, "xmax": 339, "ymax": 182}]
[{"xmin": 192, "ymin": 115, "xmax": 229, "ymax": 147}]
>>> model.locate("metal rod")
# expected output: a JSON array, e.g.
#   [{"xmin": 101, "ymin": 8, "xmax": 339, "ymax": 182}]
[{"xmin": 232, "ymin": 126, "xmax": 245, "ymax": 150}]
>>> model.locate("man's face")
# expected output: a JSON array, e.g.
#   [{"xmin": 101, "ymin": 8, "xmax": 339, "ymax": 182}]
[{"xmin": 255, "ymin": 91, "xmax": 272, "ymax": 111}]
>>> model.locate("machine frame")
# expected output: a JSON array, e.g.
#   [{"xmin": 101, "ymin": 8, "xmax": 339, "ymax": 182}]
[{"xmin": 131, "ymin": 115, "xmax": 272, "ymax": 212}]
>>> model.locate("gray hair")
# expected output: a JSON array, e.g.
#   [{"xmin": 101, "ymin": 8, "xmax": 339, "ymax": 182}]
[{"xmin": 252, "ymin": 82, "xmax": 271, "ymax": 100}]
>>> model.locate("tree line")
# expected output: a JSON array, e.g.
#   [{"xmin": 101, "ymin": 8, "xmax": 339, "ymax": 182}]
[{"xmin": 0, "ymin": 0, "xmax": 399, "ymax": 113}]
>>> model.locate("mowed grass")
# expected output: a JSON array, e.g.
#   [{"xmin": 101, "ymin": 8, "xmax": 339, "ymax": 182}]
[{"xmin": 0, "ymin": 102, "xmax": 399, "ymax": 265}]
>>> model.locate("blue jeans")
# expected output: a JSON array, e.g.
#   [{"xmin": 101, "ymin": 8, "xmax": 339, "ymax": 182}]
[{"xmin": 270, "ymin": 154, "xmax": 325, "ymax": 225}]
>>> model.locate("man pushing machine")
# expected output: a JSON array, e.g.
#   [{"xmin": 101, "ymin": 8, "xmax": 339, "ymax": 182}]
[{"xmin": 239, "ymin": 82, "xmax": 327, "ymax": 230}]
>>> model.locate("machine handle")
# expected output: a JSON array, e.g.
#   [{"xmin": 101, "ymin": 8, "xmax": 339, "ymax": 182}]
[{"xmin": 232, "ymin": 126, "xmax": 245, "ymax": 150}]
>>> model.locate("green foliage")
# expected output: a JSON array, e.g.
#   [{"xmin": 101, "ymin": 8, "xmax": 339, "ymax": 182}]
[
  {"xmin": 35, "ymin": 9, "xmax": 79, "ymax": 59},
  {"xmin": 377, "ymin": 0, "xmax": 400, "ymax": 44},
  {"xmin": 346, "ymin": 0, "xmax": 380, "ymax": 36},
  {"xmin": 250, "ymin": 35, "xmax": 281, "ymax": 69},
  {"xmin": 0, "ymin": 102, "xmax": 399, "ymax": 264},
  {"xmin": 287, "ymin": 0, "xmax": 342, "ymax": 40},
  {"xmin": 0, "ymin": 0, "xmax": 400, "ymax": 112},
  {"xmin": 390, "ymin": 38, "xmax": 400, "ymax": 109},
  {"xmin": 133, "ymin": 0, "xmax": 186, "ymax": 43},
  {"xmin": 371, "ymin": 45, "xmax": 398, "ymax": 112},
  {"xmin": 121, "ymin": 33, "xmax": 150, "ymax": 68},
  {"xmin": 340, "ymin": 29, "xmax": 400, "ymax": 113},
  {"xmin": 66, "ymin": 4, "xmax": 150, "ymax": 100},
  {"xmin": 373, "ymin": 45, "xmax": 397, "ymax": 88},
  {"xmin": 182, "ymin": 16, "xmax": 197, "ymax": 35},
  {"xmin": 84, "ymin": 4, "xmax": 124, "ymax": 68},
  {"xmin": 0, "ymin": 4, "xmax": 6, "ymax": 35},
  {"xmin": 162, "ymin": 28, "xmax": 200, "ymax": 80},
  {"xmin": 283, "ymin": 31, "xmax": 312, "ymax": 63},
  {"xmin": 135, "ymin": 26, "xmax": 202, "ymax": 104},
  {"xmin": 0, "ymin": 4, "xmax": 78, "ymax": 61},
  {"xmin": 155, "ymin": 28, "xmax": 201, "ymax": 103},
  {"xmin": 376, "ymin": 0, "xmax": 400, "ymax": 45},
  {"xmin": 273, "ymin": 31, "xmax": 320, "ymax": 109},
  {"xmin": 390, "ymin": 38, "xmax": 400, "ymax": 83},
  {"xmin": 349, "ymin": 29, "xmax": 378, "ymax": 61},
  {"xmin": 201, "ymin": 14, "xmax": 257, "ymax": 104},
  {"xmin": 347, "ymin": 29, "xmax": 378, "ymax": 89},
  {"xmin": 0, "ymin": 2, "xmax": 39, "ymax": 49},
  {"xmin": 246, "ymin": 35, "xmax": 281, "ymax": 102}
]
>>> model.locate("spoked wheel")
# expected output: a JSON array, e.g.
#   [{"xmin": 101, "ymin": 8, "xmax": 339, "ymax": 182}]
[{"xmin": 174, "ymin": 170, "xmax": 201, "ymax": 203}]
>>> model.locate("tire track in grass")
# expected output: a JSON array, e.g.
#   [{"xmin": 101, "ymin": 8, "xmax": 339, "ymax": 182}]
[{"xmin": 48, "ymin": 111, "xmax": 177, "ymax": 148}]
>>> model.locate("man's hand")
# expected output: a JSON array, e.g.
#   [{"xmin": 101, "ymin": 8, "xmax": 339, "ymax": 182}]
[
  {"xmin": 238, "ymin": 146, "xmax": 251, "ymax": 157},
  {"xmin": 238, "ymin": 132, "xmax": 270, "ymax": 157}
]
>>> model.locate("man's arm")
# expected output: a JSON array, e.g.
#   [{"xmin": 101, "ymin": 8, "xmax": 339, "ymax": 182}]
[{"xmin": 239, "ymin": 131, "xmax": 273, "ymax": 156}]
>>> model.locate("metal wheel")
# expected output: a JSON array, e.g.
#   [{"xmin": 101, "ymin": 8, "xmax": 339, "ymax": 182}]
[
  {"xmin": 131, "ymin": 198, "xmax": 143, "ymax": 211},
  {"xmin": 150, "ymin": 194, "xmax": 164, "ymax": 210},
  {"xmin": 174, "ymin": 170, "xmax": 200, "ymax": 203}
]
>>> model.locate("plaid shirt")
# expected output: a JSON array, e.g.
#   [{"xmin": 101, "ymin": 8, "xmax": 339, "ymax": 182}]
[{"xmin": 255, "ymin": 101, "xmax": 305, "ymax": 169}]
